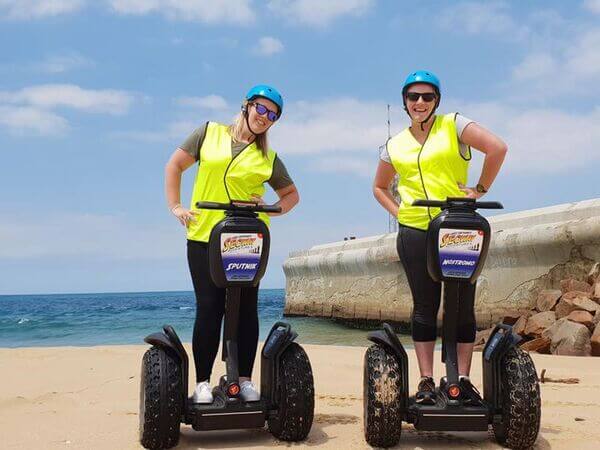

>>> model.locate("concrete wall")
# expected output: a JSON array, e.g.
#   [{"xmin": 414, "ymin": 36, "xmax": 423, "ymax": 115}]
[{"xmin": 283, "ymin": 198, "xmax": 600, "ymax": 328}]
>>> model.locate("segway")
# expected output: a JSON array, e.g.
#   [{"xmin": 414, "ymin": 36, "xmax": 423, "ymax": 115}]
[
  {"xmin": 139, "ymin": 200, "xmax": 314, "ymax": 450},
  {"xmin": 364, "ymin": 197, "xmax": 541, "ymax": 449}
]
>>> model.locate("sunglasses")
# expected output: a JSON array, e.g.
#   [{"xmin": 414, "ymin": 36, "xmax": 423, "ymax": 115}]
[
  {"xmin": 405, "ymin": 92, "xmax": 437, "ymax": 103},
  {"xmin": 252, "ymin": 102, "xmax": 279, "ymax": 122}
]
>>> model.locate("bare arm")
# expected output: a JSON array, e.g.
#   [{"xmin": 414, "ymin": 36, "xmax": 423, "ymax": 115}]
[
  {"xmin": 264, "ymin": 183, "xmax": 299, "ymax": 216},
  {"xmin": 165, "ymin": 148, "xmax": 197, "ymax": 225},
  {"xmin": 373, "ymin": 160, "xmax": 399, "ymax": 217},
  {"xmin": 460, "ymin": 122, "xmax": 508, "ymax": 195}
]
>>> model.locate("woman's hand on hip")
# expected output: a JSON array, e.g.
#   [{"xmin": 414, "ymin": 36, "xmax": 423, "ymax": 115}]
[
  {"xmin": 458, "ymin": 183, "xmax": 484, "ymax": 199},
  {"xmin": 172, "ymin": 205, "xmax": 198, "ymax": 227},
  {"xmin": 250, "ymin": 194, "xmax": 265, "ymax": 205}
]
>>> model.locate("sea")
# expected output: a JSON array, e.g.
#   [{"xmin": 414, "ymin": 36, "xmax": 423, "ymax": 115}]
[{"xmin": 0, "ymin": 289, "xmax": 413, "ymax": 348}]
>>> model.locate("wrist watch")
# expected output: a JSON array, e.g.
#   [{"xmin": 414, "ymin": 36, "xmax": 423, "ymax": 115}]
[{"xmin": 476, "ymin": 183, "xmax": 488, "ymax": 193}]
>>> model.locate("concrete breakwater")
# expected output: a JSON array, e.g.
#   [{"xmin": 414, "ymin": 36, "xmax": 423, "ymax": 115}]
[{"xmin": 283, "ymin": 198, "xmax": 600, "ymax": 329}]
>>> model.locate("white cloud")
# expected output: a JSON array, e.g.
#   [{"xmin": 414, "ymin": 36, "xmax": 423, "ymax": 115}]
[
  {"xmin": 108, "ymin": 0, "xmax": 255, "ymax": 24},
  {"xmin": 271, "ymin": 98, "xmax": 397, "ymax": 154},
  {"xmin": 0, "ymin": 212, "xmax": 180, "ymax": 260},
  {"xmin": 254, "ymin": 36, "xmax": 284, "ymax": 56},
  {"xmin": 175, "ymin": 95, "xmax": 228, "ymax": 110},
  {"xmin": 311, "ymin": 156, "xmax": 376, "ymax": 177},
  {"xmin": 36, "ymin": 52, "xmax": 94, "ymax": 73},
  {"xmin": 584, "ymin": 0, "xmax": 600, "ymax": 14},
  {"xmin": 113, "ymin": 119, "xmax": 224, "ymax": 143},
  {"xmin": 0, "ymin": 84, "xmax": 136, "ymax": 136},
  {"xmin": 0, "ymin": 105, "xmax": 69, "ymax": 136},
  {"xmin": 437, "ymin": 1, "xmax": 529, "ymax": 41},
  {"xmin": 0, "ymin": 0, "xmax": 83, "ymax": 19},
  {"xmin": 268, "ymin": 0, "xmax": 374, "ymax": 26},
  {"xmin": 449, "ymin": 99, "xmax": 600, "ymax": 173},
  {"xmin": 0, "ymin": 84, "xmax": 134, "ymax": 114},
  {"xmin": 512, "ymin": 53, "xmax": 558, "ymax": 81},
  {"xmin": 511, "ymin": 28, "xmax": 600, "ymax": 97}
]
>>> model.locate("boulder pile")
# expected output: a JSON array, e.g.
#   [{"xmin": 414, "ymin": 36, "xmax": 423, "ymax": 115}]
[{"xmin": 474, "ymin": 262, "xmax": 600, "ymax": 356}]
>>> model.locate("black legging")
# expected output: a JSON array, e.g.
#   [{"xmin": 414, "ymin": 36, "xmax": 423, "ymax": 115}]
[
  {"xmin": 397, "ymin": 224, "xmax": 476, "ymax": 343},
  {"xmin": 187, "ymin": 240, "xmax": 259, "ymax": 382}
]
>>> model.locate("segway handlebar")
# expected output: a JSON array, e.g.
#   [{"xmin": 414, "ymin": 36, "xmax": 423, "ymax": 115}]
[
  {"xmin": 196, "ymin": 200, "xmax": 282, "ymax": 214},
  {"xmin": 412, "ymin": 197, "xmax": 503, "ymax": 210}
]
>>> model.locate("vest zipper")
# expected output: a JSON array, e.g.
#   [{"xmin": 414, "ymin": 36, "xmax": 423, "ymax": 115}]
[
  {"xmin": 222, "ymin": 140, "xmax": 253, "ymax": 202},
  {"xmin": 415, "ymin": 117, "xmax": 436, "ymax": 221}
]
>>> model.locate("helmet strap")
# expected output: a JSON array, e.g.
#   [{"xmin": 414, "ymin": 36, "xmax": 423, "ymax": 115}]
[
  {"xmin": 403, "ymin": 93, "xmax": 440, "ymax": 131},
  {"xmin": 242, "ymin": 104, "xmax": 259, "ymax": 137}
]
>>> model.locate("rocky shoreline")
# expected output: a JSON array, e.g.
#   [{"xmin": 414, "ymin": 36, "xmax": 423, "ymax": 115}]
[{"xmin": 475, "ymin": 262, "xmax": 600, "ymax": 356}]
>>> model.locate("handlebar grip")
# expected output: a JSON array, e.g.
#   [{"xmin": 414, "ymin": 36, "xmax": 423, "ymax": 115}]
[
  {"xmin": 195, "ymin": 201, "xmax": 230, "ymax": 210},
  {"xmin": 412, "ymin": 199, "xmax": 444, "ymax": 207},
  {"xmin": 259, "ymin": 205, "xmax": 283, "ymax": 213},
  {"xmin": 474, "ymin": 201, "xmax": 504, "ymax": 209}
]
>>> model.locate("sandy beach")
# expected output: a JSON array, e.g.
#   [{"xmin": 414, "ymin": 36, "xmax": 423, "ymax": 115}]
[{"xmin": 1, "ymin": 343, "xmax": 599, "ymax": 450}]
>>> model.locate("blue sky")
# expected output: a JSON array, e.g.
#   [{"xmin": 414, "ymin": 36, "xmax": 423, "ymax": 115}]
[{"xmin": 1, "ymin": 0, "xmax": 599, "ymax": 294}]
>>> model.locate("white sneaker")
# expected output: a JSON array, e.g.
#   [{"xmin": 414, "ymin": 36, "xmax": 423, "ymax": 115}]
[
  {"xmin": 240, "ymin": 380, "xmax": 260, "ymax": 402},
  {"xmin": 192, "ymin": 381, "xmax": 213, "ymax": 404}
]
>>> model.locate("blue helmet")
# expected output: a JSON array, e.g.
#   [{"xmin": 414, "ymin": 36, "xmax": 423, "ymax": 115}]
[
  {"xmin": 402, "ymin": 70, "xmax": 441, "ymax": 96},
  {"xmin": 245, "ymin": 84, "xmax": 283, "ymax": 116}
]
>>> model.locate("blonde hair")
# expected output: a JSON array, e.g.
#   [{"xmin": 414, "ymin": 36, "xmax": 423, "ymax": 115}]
[{"xmin": 228, "ymin": 100, "xmax": 269, "ymax": 157}]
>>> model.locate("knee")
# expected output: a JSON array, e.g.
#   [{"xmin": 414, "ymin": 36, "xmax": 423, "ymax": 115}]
[
  {"xmin": 412, "ymin": 320, "xmax": 437, "ymax": 342},
  {"xmin": 457, "ymin": 322, "xmax": 476, "ymax": 343}
]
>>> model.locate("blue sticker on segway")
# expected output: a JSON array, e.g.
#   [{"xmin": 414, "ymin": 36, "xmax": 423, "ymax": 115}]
[
  {"xmin": 220, "ymin": 233, "xmax": 263, "ymax": 281},
  {"xmin": 438, "ymin": 228, "xmax": 484, "ymax": 279}
]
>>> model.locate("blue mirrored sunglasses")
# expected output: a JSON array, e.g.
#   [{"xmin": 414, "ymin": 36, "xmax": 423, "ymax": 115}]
[{"xmin": 252, "ymin": 103, "xmax": 279, "ymax": 122}]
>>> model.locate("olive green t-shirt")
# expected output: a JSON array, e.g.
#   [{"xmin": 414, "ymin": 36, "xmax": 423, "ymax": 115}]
[{"xmin": 178, "ymin": 122, "xmax": 294, "ymax": 191}]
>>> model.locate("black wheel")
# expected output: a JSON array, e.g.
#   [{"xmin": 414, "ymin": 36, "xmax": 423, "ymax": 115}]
[
  {"xmin": 139, "ymin": 347, "xmax": 183, "ymax": 450},
  {"xmin": 363, "ymin": 344, "xmax": 403, "ymax": 448},
  {"xmin": 492, "ymin": 347, "xmax": 541, "ymax": 450},
  {"xmin": 268, "ymin": 343, "xmax": 314, "ymax": 441}
]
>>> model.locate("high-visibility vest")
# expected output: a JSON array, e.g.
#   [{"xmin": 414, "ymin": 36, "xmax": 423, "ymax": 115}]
[
  {"xmin": 187, "ymin": 122, "xmax": 276, "ymax": 242},
  {"xmin": 387, "ymin": 113, "xmax": 470, "ymax": 230}
]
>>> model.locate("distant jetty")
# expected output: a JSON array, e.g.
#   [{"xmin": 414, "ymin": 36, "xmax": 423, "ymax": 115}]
[{"xmin": 283, "ymin": 199, "xmax": 600, "ymax": 345}]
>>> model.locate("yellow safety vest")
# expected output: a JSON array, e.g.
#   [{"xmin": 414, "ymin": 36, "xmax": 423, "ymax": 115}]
[
  {"xmin": 187, "ymin": 122, "xmax": 277, "ymax": 242},
  {"xmin": 387, "ymin": 113, "xmax": 471, "ymax": 230}
]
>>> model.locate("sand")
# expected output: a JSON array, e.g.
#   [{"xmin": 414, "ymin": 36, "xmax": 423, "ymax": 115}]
[{"xmin": 1, "ymin": 343, "xmax": 600, "ymax": 449}]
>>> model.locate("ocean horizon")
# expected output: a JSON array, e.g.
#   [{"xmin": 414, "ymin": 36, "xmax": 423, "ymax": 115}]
[{"xmin": 0, "ymin": 289, "xmax": 413, "ymax": 349}]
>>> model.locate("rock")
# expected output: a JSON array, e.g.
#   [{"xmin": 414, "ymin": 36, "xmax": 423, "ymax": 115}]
[
  {"xmin": 520, "ymin": 337, "xmax": 551, "ymax": 353},
  {"xmin": 474, "ymin": 327, "xmax": 494, "ymax": 346},
  {"xmin": 524, "ymin": 311, "xmax": 556, "ymax": 337},
  {"xmin": 572, "ymin": 296, "xmax": 600, "ymax": 314},
  {"xmin": 594, "ymin": 311, "xmax": 600, "ymax": 328},
  {"xmin": 560, "ymin": 278, "xmax": 592, "ymax": 294},
  {"xmin": 592, "ymin": 324, "xmax": 600, "ymax": 357},
  {"xmin": 536, "ymin": 289, "xmax": 562, "ymax": 312},
  {"xmin": 555, "ymin": 291, "xmax": 594, "ymax": 318},
  {"xmin": 555, "ymin": 297, "xmax": 578, "ymax": 319},
  {"xmin": 593, "ymin": 281, "xmax": 600, "ymax": 301},
  {"xmin": 512, "ymin": 315, "xmax": 528, "ymax": 336},
  {"xmin": 566, "ymin": 310, "xmax": 594, "ymax": 329},
  {"xmin": 501, "ymin": 311, "xmax": 523, "ymax": 326},
  {"xmin": 588, "ymin": 262, "xmax": 600, "ymax": 285},
  {"xmin": 542, "ymin": 318, "xmax": 591, "ymax": 356},
  {"xmin": 562, "ymin": 290, "xmax": 593, "ymax": 301}
]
